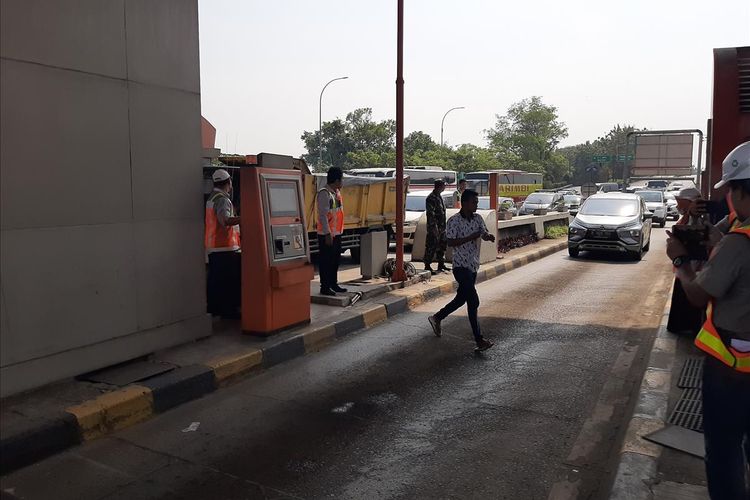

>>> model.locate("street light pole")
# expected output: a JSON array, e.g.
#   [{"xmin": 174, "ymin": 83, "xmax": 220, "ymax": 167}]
[
  {"xmin": 319, "ymin": 76, "xmax": 348, "ymax": 170},
  {"xmin": 440, "ymin": 106, "xmax": 465, "ymax": 146},
  {"xmin": 393, "ymin": 0, "xmax": 406, "ymax": 282}
]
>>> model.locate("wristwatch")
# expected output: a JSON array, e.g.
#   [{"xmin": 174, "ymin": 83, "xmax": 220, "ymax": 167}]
[{"xmin": 672, "ymin": 255, "xmax": 688, "ymax": 268}]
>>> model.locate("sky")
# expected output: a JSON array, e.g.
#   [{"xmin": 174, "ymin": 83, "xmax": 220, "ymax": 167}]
[{"xmin": 198, "ymin": 0, "xmax": 750, "ymax": 157}]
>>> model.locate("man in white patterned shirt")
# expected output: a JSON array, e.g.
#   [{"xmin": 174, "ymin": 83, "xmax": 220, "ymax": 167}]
[{"xmin": 428, "ymin": 189, "xmax": 496, "ymax": 350}]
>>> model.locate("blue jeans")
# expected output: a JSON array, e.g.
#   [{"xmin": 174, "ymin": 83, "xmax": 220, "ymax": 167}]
[
  {"xmin": 702, "ymin": 355, "xmax": 750, "ymax": 500},
  {"xmin": 435, "ymin": 267, "xmax": 481, "ymax": 342}
]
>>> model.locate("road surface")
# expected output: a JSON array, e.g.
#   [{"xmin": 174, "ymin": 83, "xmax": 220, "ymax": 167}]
[{"xmin": 1, "ymin": 230, "xmax": 674, "ymax": 500}]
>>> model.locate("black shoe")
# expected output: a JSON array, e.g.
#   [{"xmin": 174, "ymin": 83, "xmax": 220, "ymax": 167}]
[
  {"xmin": 475, "ymin": 338, "xmax": 495, "ymax": 351},
  {"xmin": 320, "ymin": 289, "xmax": 336, "ymax": 296},
  {"xmin": 425, "ymin": 266, "xmax": 437, "ymax": 275},
  {"xmin": 332, "ymin": 285, "xmax": 348, "ymax": 293},
  {"xmin": 437, "ymin": 265, "xmax": 451, "ymax": 272}
]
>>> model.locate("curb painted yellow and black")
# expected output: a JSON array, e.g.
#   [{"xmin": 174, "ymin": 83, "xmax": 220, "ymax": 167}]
[{"xmin": 0, "ymin": 240, "xmax": 567, "ymax": 474}]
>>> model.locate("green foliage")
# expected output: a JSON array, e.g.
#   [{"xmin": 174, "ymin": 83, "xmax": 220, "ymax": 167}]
[
  {"xmin": 485, "ymin": 97, "xmax": 569, "ymax": 181},
  {"xmin": 301, "ymin": 108, "xmax": 394, "ymax": 171},
  {"xmin": 544, "ymin": 224, "xmax": 568, "ymax": 239},
  {"xmin": 404, "ymin": 131, "xmax": 438, "ymax": 157},
  {"xmin": 558, "ymin": 124, "xmax": 643, "ymax": 184},
  {"xmin": 300, "ymin": 102, "xmax": 643, "ymax": 186}
]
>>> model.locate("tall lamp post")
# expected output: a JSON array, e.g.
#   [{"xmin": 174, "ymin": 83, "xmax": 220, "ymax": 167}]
[
  {"xmin": 318, "ymin": 76, "xmax": 348, "ymax": 170},
  {"xmin": 393, "ymin": 0, "xmax": 406, "ymax": 282},
  {"xmin": 440, "ymin": 106, "xmax": 465, "ymax": 146}
]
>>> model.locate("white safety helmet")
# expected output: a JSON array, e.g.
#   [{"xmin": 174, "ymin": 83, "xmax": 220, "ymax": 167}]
[
  {"xmin": 212, "ymin": 169, "xmax": 231, "ymax": 183},
  {"xmin": 714, "ymin": 141, "xmax": 750, "ymax": 189}
]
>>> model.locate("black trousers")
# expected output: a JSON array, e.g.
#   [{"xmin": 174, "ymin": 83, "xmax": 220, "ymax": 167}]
[
  {"xmin": 702, "ymin": 355, "xmax": 750, "ymax": 500},
  {"xmin": 667, "ymin": 277, "xmax": 703, "ymax": 335},
  {"xmin": 207, "ymin": 251, "xmax": 241, "ymax": 316},
  {"xmin": 318, "ymin": 235, "xmax": 341, "ymax": 291},
  {"xmin": 424, "ymin": 230, "xmax": 447, "ymax": 267},
  {"xmin": 434, "ymin": 267, "xmax": 481, "ymax": 342}
]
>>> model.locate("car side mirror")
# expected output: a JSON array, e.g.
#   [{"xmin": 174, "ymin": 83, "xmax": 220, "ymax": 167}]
[{"xmin": 644, "ymin": 212, "xmax": 654, "ymax": 220}]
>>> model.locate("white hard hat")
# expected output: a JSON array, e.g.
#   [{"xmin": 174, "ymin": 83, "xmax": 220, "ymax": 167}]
[
  {"xmin": 212, "ymin": 169, "xmax": 231, "ymax": 183},
  {"xmin": 714, "ymin": 141, "xmax": 750, "ymax": 189},
  {"xmin": 675, "ymin": 187, "xmax": 701, "ymax": 201}
]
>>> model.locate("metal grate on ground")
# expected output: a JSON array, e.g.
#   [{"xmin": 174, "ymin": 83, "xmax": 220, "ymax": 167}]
[
  {"xmin": 668, "ymin": 388, "xmax": 703, "ymax": 433},
  {"xmin": 677, "ymin": 357, "xmax": 703, "ymax": 389}
]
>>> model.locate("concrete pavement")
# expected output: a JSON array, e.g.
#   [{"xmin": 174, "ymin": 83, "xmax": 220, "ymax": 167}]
[
  {"xmin": 0, "ymin": 239, "xmax": 566, "ymax": 474},
  {"xmin": 2, "ymin": 230, "xmax": 678, "ymax": 499}
]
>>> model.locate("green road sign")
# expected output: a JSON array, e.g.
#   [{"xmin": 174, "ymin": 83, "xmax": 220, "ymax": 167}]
[
  {"xmin": 593, "ymin": 155, "xmax": 611, "ymax": 162},
  {"xmin": 617, "ymin": 154, "xmax": 634, "ymax": 161}
]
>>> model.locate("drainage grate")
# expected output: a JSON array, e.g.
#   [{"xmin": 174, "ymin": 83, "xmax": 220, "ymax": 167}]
[
  {"xmin": 668, "ymin": 388, "xmax": 703, "ymax": 433},
  {"xmin": 677, "ymin": 357, "xmax": 703, "ymax": 389}
]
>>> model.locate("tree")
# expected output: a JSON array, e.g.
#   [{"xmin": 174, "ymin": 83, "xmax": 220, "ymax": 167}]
[
  {"xmin": 593, "ymin": 124, "xmax": 643, "ymax": 181},
  {"xmin": 404, "ymin": 131, "xmax": 438, "ymax": 157},
  {"xmin": 301, "ymin": 108, "xmax": 395, "ymax": 170},
  {"xmin": 485, "ymin": 96, "xmax": 569, "ymax": 182},
  {"xmin": 558, "ymin": 124, "xmax": 645, "ymax": 183}
]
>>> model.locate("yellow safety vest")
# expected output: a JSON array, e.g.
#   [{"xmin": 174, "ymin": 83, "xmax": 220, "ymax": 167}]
[{"xmin": 693, "ymin": 215, "xmax": 750, "ymax": 373}]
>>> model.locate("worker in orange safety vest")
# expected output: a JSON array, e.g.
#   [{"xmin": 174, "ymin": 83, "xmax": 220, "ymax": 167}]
[
  {"xmin": 205, "ymin": 169, "xmax": 241, "ymax": 318},
  {"xmin": 316, "ymin": 167, "xmax": 346, "ymax": 296},
  {"xmin": 666, "ymin": 141, "xmax": 750, "ymax": 500}
]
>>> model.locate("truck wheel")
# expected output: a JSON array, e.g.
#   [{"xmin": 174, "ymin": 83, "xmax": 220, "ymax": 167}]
[
  {"xmin": 568, "ymin": 247, "xmax": 579, "ymax": 258},
  {"xmin": 350, "ymin": 246, "xmax": 361, "ymax": 264}
]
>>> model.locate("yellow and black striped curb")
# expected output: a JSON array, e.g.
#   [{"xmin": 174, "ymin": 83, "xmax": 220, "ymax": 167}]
[
  {"xmin": 609, "ymin": 286, "xmax": 677, "ymax": 500},
  {"xmin": 0, "ymin": 240, "xmax": 567, "ymax": 474}
]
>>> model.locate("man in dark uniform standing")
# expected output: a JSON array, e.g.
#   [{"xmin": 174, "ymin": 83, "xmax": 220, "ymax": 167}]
[{"xmin": 424, "ymin": 179, "xmax": 450, "ymax": 275}]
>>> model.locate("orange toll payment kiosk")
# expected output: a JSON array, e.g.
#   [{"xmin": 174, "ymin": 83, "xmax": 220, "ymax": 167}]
[{"xmin": 240, "ymin": 153, "xmax": 314, "ymax": 335}]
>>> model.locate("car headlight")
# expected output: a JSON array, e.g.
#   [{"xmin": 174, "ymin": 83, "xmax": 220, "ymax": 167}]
[
  {"xmin": 617, "ymin": 227, "xmax": 641, "ymax": 243},
  {"xmin": 569, "ymin": 225, "xmax": 586, "ymax": 239}
]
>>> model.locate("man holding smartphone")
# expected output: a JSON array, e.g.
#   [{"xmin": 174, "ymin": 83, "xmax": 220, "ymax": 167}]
[
  {"xmin": 428, "ymin": 189, "xmax": 496, "ymax": 351},
  {"xmin": 666, "ymin": 141, "xmax": 750, "ymax": 500}
]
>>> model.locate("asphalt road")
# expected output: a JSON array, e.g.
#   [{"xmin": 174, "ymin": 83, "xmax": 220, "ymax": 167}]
[{"xmin": 1, "ymin": 230, "xmax": 674, "ymax": 500}]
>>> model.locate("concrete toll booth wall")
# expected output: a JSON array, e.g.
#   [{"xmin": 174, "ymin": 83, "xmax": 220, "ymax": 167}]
[{"xmin": 0, "ymin": 1, "xmax": 210, "ymax": 396}]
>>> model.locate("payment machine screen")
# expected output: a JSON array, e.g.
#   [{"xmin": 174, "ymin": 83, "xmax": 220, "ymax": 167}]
[{"xmin": 267, "ymin": 182, "xmax": 300, "ymax": 218}]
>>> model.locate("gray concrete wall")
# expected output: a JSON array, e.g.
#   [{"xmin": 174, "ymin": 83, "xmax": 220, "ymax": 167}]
[{"xmin": 0, "ymin": 0, "xmax": 210, "ymax": 397}]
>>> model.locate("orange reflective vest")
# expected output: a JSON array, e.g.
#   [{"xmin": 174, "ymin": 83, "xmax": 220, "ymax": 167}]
[
  {"xmin": 205, "ymin": 190, "xmax": 240, "ymax": 253},
  {"xmin": 316, "ymin": 188, "xmax": 344, "ymax": 236},
  {"xmin": 693, "ymin": 216, "xmax": 750, "ymax": 373}
]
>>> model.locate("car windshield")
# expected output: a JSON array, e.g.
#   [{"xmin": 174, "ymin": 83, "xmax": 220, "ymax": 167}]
[
  {"xmin": 525, "ymin": 193, "xmax": 554, "ymax": 204},
  {"xmin": 580, "ymin": 199, "xmax": 639, "ymax": 217},
  {"xmin": 647, "ymin": 181, "xmax": 668, "ymax": 188},
  {"xmin": 637, "ymin": 191, "xmax": 663, "ymax": 202},
  {"xmin": 405, "ymin": 196, "xmax": 427, "ymax": 211}
]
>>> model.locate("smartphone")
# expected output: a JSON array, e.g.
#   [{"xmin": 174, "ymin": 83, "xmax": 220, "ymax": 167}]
[
  {"xmin": 695, "ymin": 199, "xmax": 726, "ymax": 224},
  {"xmin": 671, "ymin": 224, "xmax": 709, "ymax": 261}
]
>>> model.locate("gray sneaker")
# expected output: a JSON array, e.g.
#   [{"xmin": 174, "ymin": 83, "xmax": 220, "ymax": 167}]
[{"xmin": 428, "ymin": 315, "xmax": 442, "ymax": 337}]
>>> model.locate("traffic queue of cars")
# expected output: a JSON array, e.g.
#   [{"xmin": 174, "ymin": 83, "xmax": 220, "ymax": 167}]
[{"xmin": 356, "ymin": 166, "xmax": 681, "ymax": 263}]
